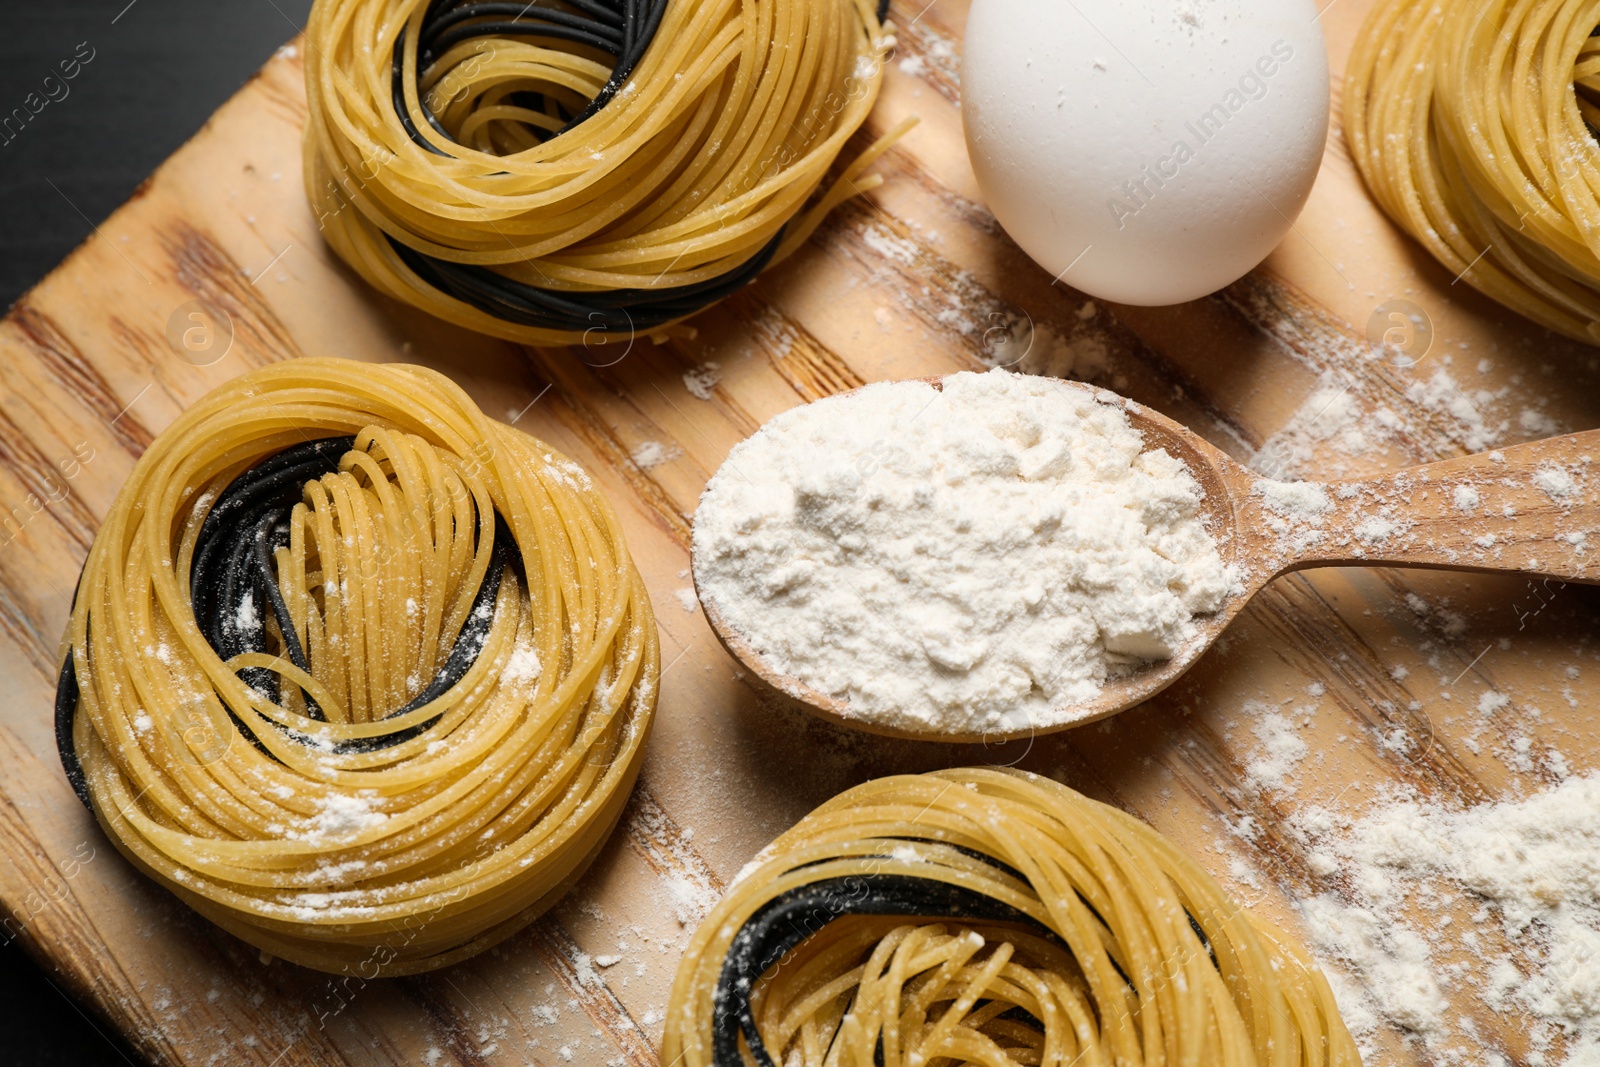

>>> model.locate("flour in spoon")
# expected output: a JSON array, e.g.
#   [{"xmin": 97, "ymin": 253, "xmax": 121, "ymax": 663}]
[{"xmin": 692, "ymin": 370, "xmax": 1233, "ymax": 733}]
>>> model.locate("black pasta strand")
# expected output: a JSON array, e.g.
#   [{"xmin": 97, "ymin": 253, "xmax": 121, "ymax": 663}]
[
  {"xmin": 711, "ymin": 875, "xmax": 1056, "ymax": 1067},
  {"xmin": 54, "ymin": 567, "xmax": 90, "ymax": 808},
  {"xmin": 55, "ymin": 437, "xmax": 519, "ymax": 810},
  {"xmin": 422, "ymin": 5, "xmax": 625, "ymax": 56},
  {"xmin": 708, "ymin": 855, "xmax": 1219, "ymax": 1065},
  {"xmin": 382, "ymin": 0, "xmax": 878, "ymax": 337},
  {"xmin": 390, "ymin": 0, "xmax": 666, "ymax": 157},
  {"xmin": 388, "ymin": 228, "xmax": 784, "ymax": 334}
]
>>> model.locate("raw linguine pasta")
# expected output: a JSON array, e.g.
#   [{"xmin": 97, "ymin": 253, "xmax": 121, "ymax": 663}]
[
  {"xmin": 665, "ymin": 768, "xmax": 1359, "ymax": 1067},
  {"xmin": 54, "ymin": 358, "xmax": 659, "ymax": 976},
  {"xmin": 1346, "ymin": 0, "xmax": 1600, "ymax": 343},
  {"xmin": 303, "ymin": 0, "xmax": 912, "ymax": 345}
]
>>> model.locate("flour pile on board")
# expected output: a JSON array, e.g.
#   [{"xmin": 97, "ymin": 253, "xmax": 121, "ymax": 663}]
[{"xmin": 1292, "ymin": 774, "xmax": 1600, "ymax": 1065}]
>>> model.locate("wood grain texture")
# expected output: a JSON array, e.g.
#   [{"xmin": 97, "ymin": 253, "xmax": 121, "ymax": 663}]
[{"xmin": 0, "ymin": 5, "xmax": 1598, "ymax": 1065}]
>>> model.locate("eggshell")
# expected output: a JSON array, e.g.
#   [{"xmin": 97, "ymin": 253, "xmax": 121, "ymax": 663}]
[{"xmin": 961, "ymin": 0, "xmax": 1329, "ymax": 305}]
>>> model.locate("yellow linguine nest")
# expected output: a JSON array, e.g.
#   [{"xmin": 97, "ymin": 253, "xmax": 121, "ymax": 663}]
[
  {"xmin": 665, "ymin": 768, "xmax": 1359, "ymax": 1067},
  {"xmin": 62, "ymin": 358, "xmax": 658, "ymax": 975}
]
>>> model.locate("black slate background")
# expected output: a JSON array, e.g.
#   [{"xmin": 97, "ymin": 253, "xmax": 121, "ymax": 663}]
[{"xmin": 0, "ymin": 2, "xmax": 313, "ymax": 1062}]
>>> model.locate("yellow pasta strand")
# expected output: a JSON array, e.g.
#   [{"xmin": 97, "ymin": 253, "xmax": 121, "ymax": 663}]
[
  {"xmin": 302, "ymin": 0, "xmax": 909, "ymax": 345},
  {"xmin": 664, "ymin": 768, "xmax": 1359, "ymax": 1067},
  {"xmin": 1346, "ymin": 0, "xmax": 1600, "ymax": 343},
  {"xmin": 60, "ymin": 358, "xmax": 659, "ymax": 976}
]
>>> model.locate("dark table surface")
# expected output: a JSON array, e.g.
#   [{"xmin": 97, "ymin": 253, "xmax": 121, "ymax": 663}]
[{"xmin": 0, "ymin": 2, "xmax": 312, "ymax": 1062}]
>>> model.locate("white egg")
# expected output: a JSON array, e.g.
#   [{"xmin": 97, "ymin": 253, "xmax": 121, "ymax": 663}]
[{"xmin": 961, "ymin": 0, "xmax": 1329, "ymax": 305}]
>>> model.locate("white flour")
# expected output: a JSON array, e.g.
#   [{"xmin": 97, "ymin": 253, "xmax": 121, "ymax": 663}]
[
  {"xmin": 1293, "ymin": 774, "xmax": 1600, "ymax": 1065},
  {"xmin": 304, "ymin": 792, "xmax": 388, "ymax": 844},
  {"xmin": 691, "ymin": 370, "xmax": 1232, "ymax": 733},
  {"xmin": 630, "ymin": 440, "xmax": 682, "ymax": 469},
  {"xmin": 1248, "ymin": 363, "xmax": 1560, "ymax": 483},
  {"xmin": 683, "ymin": 362, "xmax": 723, "ymax": 400}
]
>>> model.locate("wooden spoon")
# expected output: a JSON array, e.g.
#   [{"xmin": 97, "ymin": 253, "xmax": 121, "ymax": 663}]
[{"xmin": 694, "ymin": 376, "xmax": 1599, "ymax": 743}]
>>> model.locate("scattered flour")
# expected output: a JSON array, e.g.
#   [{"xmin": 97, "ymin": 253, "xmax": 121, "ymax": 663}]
[
  {"xmin": 1244, "ymin": 704, "xmax": 1311, "ymax": 794},
  {"xmin": 1354, "ymin": 515, "xmax": 1401, "ymax": 545},
  {"xmin": 234, "ymin": 590, "xmax": 261, "ymax": 633},
  {"xmin": 1478, "ymin": 690, "xmax": 1511, "ymax": 717},
  {"xmin": 1255, "ymin": 478, "xmax": 1333, "ymax": 555},
  {"xmin": 1012, "ymin": 321, "xmax": 1111, "ymax": 382},
  {"xmin": 683, "ymin": 362, "xmax": 723, "ymax": 400},
  {"xmin": 502, "ymin": 641, "xmax": 542, "ymax": 686},
  {"xmin": 1535, "ymin": 464, "xmax": 1580, "ymax": 502},
  {"xmin": 1523, "ymin": 408, "xmax": 1562, "ymax": 437},
  {"xmin": 673, "ymin": 587, "xmax": 699, "ymax": 613},
  {"xmin": 1407, "ymin": 368, "xmax": 1506, "ymax": 453},
  {"xmin": 1250, "ymin": 364, "xmax": 1532, "ymax": 484},
  {"xmin": 1252, "ymin": 377, "xmax": 1383, "ymax": 480},
  {"xmin": 691, "ymin": 370, "xmax": 1233, "ymax": 733},
  {"xmin": 306, "ymin": 793, "xmax": 388, "ymax": 843},
  {"xmin": 1258, "ymin": 479, "xmax": 1333, "ymax": 518},
  {"xmin": 1453, "ymin": 485, "xmax": 1481, "ymax": 512},
  {"xmin": 1294, "ymin": 774, "xmax": 1600, "ymax": 1065},
  {"xmin": 630, "ymin": 441, "xmax": 682, "ymax": 469}
]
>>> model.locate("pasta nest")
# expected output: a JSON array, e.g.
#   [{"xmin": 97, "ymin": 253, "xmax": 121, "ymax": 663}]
[
  {"xmin": 664, "ymin": 768, "xmax": 1359, "ymax": 1067},
  {"xmin": 303, "ymin": 0, "xmax": 909, "ymax": 344},
  {"xmin": 56, "ymin": 358, "xmax": 658, "ymax": 975},
  {"xmin": 1347, "ymin": 0, "xmax": 1600, "ymax": 343}
]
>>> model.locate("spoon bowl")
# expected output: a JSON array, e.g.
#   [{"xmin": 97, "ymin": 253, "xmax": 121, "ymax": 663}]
[{"xmin": 694, "ymin": 375, "xmax": 1600, "ymax": 742}]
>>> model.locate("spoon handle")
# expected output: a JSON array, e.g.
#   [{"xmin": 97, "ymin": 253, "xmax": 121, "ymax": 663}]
[{"xmin": 1245, "ymin": 428, "xmax": 1600, "ymax": 584}]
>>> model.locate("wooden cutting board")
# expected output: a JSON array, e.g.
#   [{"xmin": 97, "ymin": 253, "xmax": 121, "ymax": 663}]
[{"xmin": 2, "ymin": 3, "xmax": 1598, "ymax": 1064}]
